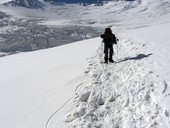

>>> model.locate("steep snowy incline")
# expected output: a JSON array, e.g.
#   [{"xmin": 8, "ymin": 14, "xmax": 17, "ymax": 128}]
[
  {"xmin": 46, "ymin": 20, "xmax": 170, "ymax": 128},
  {"xmin": 0, "ymin": 38, "xmax": 100, "ymax": 128},
  {"xmin": 58, "ymin": 30, "xmax": 170, "ymax": 128}
]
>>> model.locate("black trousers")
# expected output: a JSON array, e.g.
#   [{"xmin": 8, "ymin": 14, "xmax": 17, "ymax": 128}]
[{"xmin": 104, "ymin": 44, "xmax": 113, "ymax": 62}]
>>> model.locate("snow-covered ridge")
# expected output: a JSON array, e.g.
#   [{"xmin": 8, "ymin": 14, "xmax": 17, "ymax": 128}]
[{"xmin": 41, "ymin": 25, "xmax": 170, "ymax": 127}]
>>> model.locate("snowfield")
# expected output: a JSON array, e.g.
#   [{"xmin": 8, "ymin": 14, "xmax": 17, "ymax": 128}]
[
  {"xmin": 0, "ymin": 0, "xmax": 170, "ymax": 128},
  {"xmin": 0, "ymin": 38, "xmax": 100, "ymax": 128}
]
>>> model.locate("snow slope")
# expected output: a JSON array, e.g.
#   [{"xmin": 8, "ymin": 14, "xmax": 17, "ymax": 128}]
[
  {"xmin": 0, "ymin": 0, "xmax": 170, "ymax": 128},
  {"xmin": 0, "ymin": 38, "xmax": 99, "ymax": 128},
  {"xmin": 129, "ymin": 22, "xmax": 170, "ymax": 112}
]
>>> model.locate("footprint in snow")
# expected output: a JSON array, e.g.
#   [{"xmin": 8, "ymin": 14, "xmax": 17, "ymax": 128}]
[{"xmin": 79, "ymin": 91, "xmax": 91, "ymax": 102}]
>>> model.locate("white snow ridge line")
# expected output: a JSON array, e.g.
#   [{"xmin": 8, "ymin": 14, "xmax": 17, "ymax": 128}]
[{"xmin": 64, "ymin": 35, "xmax": 170, "ymax": 128}]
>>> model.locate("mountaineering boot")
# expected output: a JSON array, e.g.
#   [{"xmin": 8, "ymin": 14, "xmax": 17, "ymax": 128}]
[
  {"xmin": 109, "ymin": 59, "xmax": 114, "ymax": 63},
  {"xmin": 104, "ymin": 56, "xmax": 108, "ymax": 64},
  {"xmin": 104, "ymin": 60, "xmax": 108, "ymax": 63}
]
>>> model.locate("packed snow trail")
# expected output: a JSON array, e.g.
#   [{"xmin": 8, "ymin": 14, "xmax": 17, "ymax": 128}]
[{"xmin": 62, "ymin": 34, "xmax": 170, "ymax": 128}]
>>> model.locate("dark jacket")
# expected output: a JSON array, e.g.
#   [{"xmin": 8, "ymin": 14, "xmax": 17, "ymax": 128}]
[{"xmin": 100, "ymin": 33, "xmax": 117, "ymax": 46}]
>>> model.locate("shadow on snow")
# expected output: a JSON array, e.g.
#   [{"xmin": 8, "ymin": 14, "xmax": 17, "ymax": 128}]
[{"xmin": 117, "ymin": 53, "xmax": 153, "ymax": 63}]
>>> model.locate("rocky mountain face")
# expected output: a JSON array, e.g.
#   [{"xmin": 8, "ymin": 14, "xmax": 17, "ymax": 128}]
[
  {"xmin": 0, "ymin": 18, "xmax": 101, "ymax": 53},
  {"xmin": 0, "ymin": 11, "xmax": 9, "ymax": 19},
  {"xmin": 3, "ymin": 0, "xmax": 45, "ymax": 8}
]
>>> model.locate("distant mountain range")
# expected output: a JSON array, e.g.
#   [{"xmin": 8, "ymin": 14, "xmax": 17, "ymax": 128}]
[
  {"xmin": 2, "ymin": 0, "xmax": 106, "ymax": 8},
  {"xmin": 2, "ymin": 0, "xmax": 137, "ymax": 8},
  {"xmin": 44, "ymin": 0, "xmax": 104, "ymax": 4},
  {"xmin": 44, "ymin": 0, "xmax": 136, "ymax": 4}
]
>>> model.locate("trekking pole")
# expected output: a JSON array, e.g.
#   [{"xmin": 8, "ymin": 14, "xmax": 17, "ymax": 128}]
[
  {"xmin": 116, "ymin": 44, "xmax": 118, "ymax": 61},
  {"xmin": 116, "ymin": 38, "xmax": 119, "ymax": 61},
  {"xmin": 98, "ymin": 41, "xmax": 103, "ymax": 62}
]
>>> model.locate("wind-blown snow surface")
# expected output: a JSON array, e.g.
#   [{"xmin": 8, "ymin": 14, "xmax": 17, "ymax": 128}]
[{"xmin": 0, "ymin": 0, "xmax": 170, "ymax": 128}]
